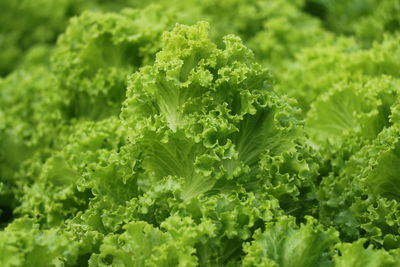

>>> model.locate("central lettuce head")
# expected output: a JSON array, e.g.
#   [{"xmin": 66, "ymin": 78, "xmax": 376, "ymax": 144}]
[{"xmin": 121, "ymin": 22, "xmax": 319, "ymax": 214}]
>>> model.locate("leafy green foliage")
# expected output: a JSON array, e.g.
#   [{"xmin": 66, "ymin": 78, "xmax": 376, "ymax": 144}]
[
  {"xmin": 52, "ymin": 5, "xmax": 173, "ymax": 120},
  {"xmin": 334, "ymin": 239, "xmax": 400, "ymax": 267},
  {"xmin": 243, "ymin": 216, "xmax": 339, "ymax": 267},
  {"xmin": 1, "ymin": 0, "xmax": 400, "ymax": 266}
]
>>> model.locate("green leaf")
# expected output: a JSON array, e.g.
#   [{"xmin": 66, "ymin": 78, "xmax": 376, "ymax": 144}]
[
  {"xmin": 243, "ymin": 216, "xmax": 339, "ymax": 267},
  {"xmin": 334, "ymin": 239, "xmax": 400, "ymax": 267}
]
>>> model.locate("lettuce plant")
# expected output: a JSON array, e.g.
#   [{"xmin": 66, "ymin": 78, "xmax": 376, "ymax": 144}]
[{"xmin": 1, "ymin": 1, "xmax": 400, "ymax": 266}]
